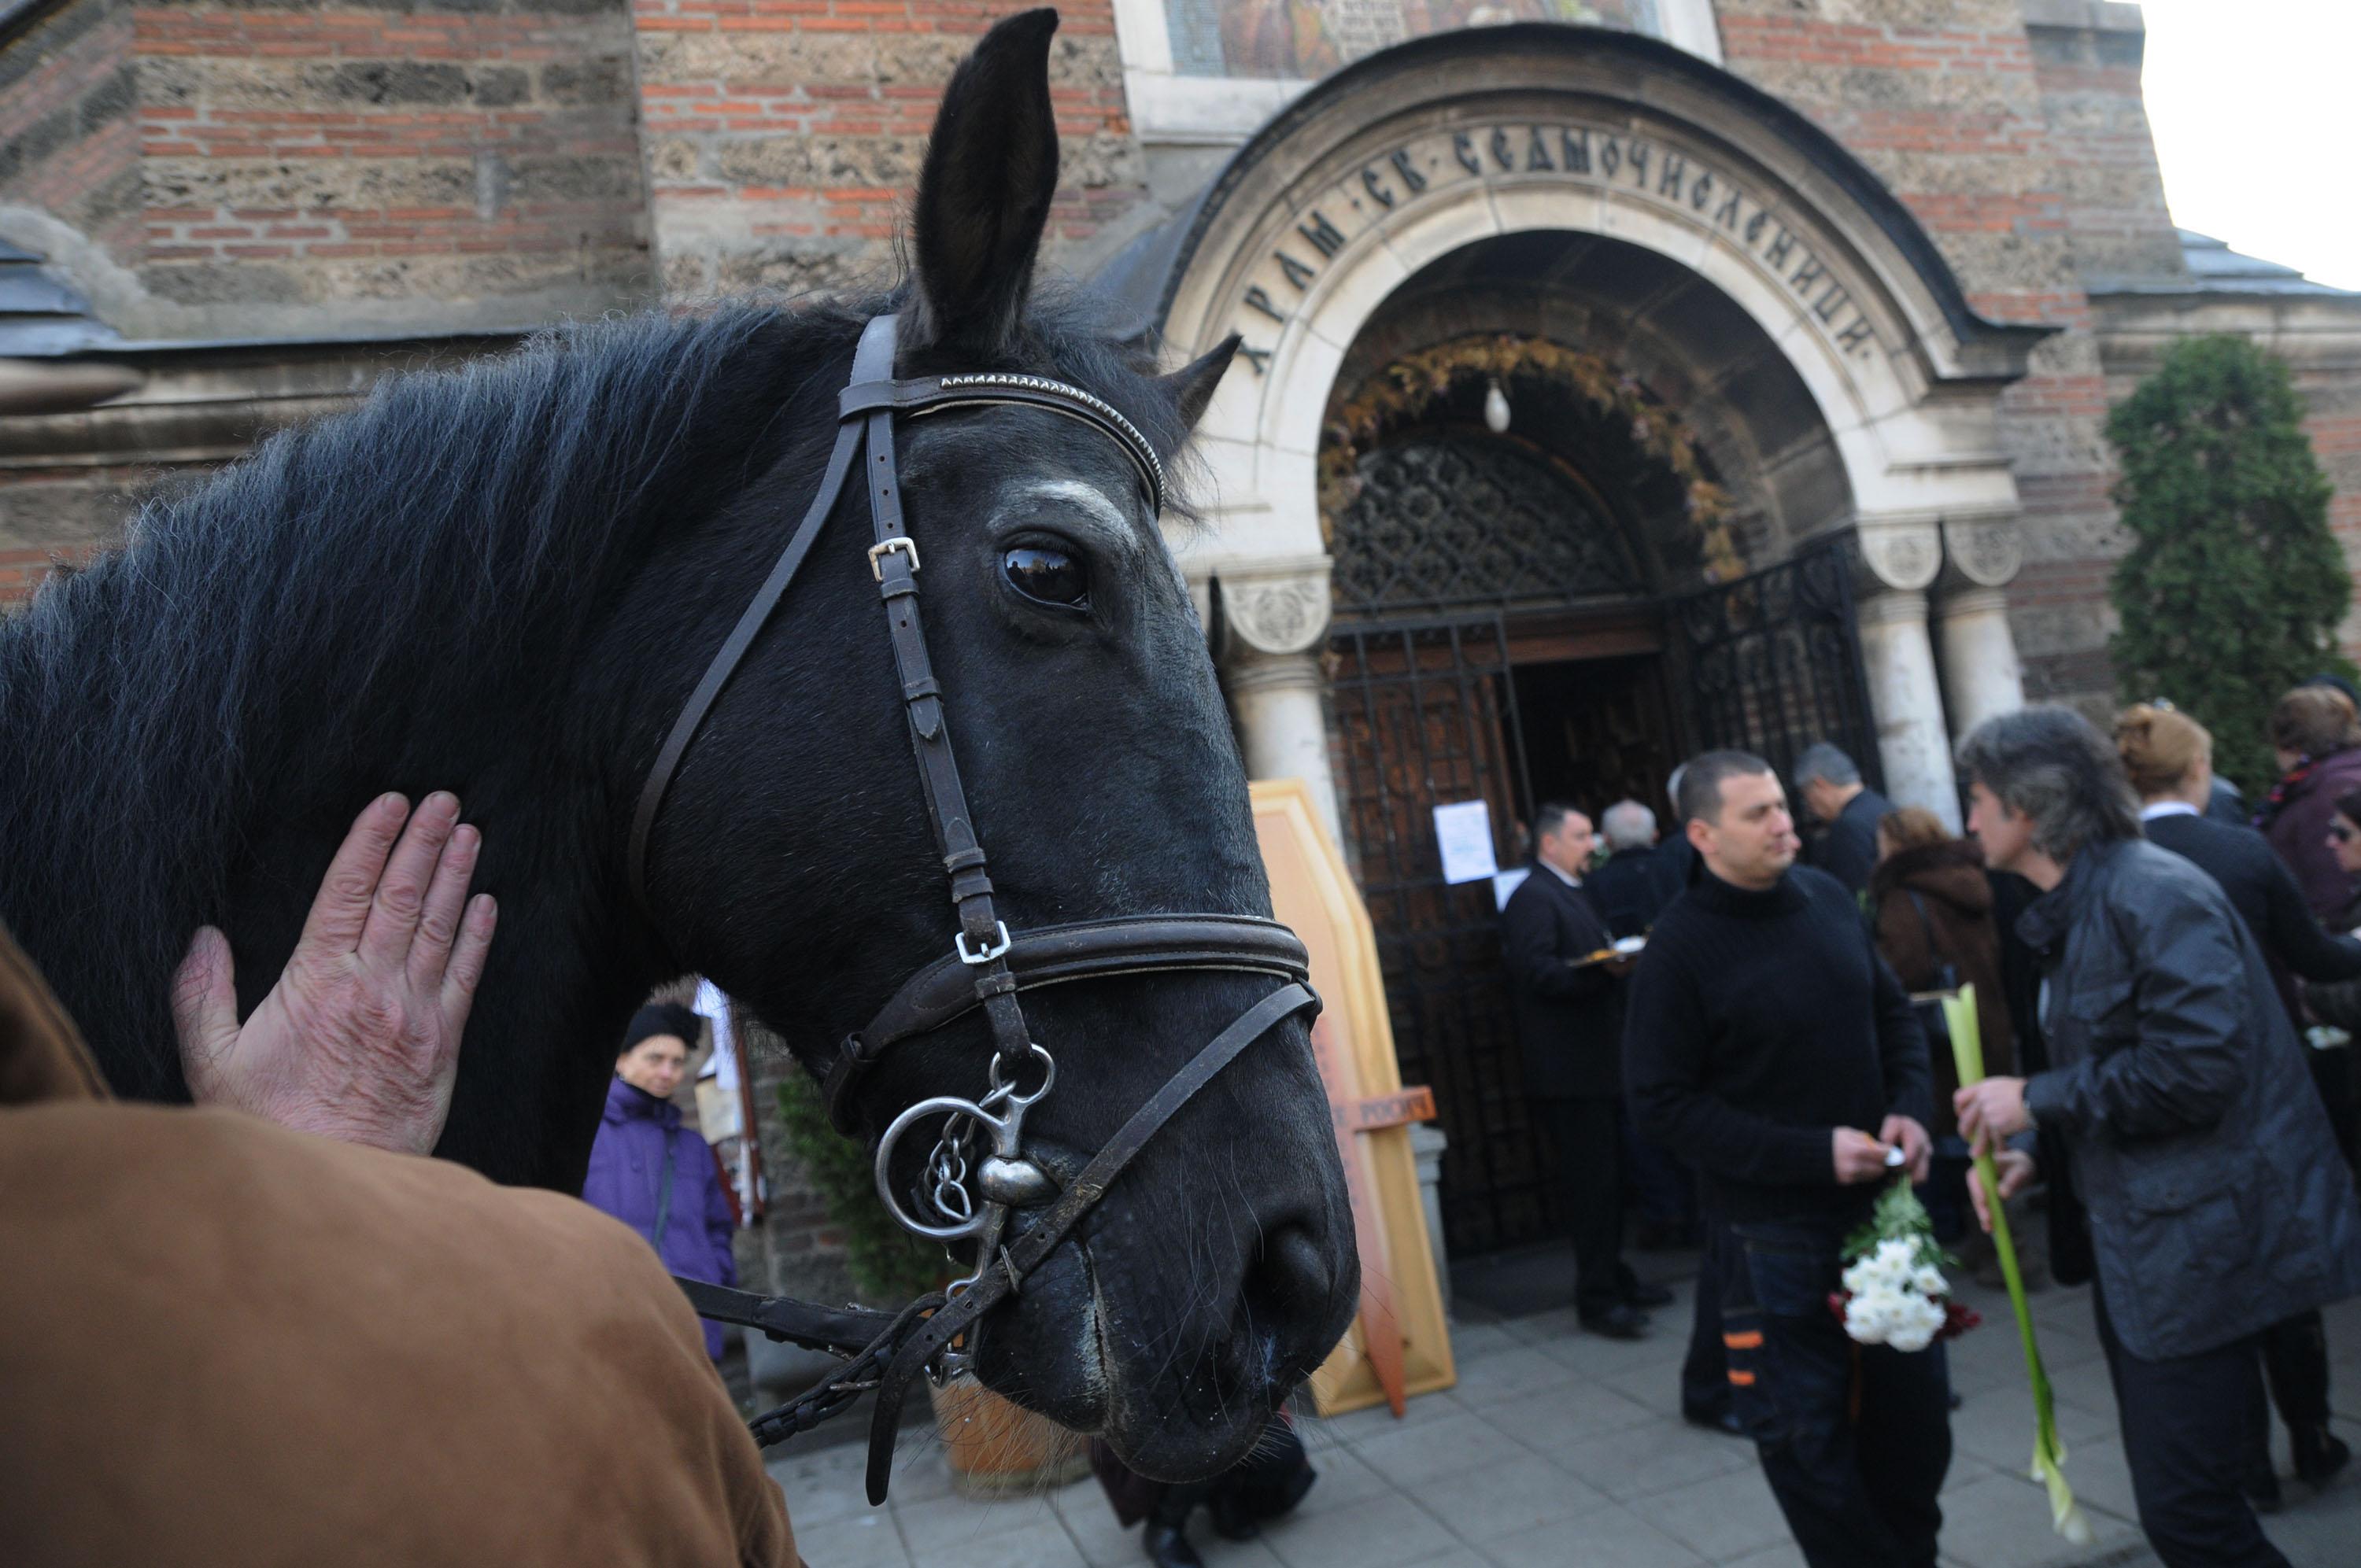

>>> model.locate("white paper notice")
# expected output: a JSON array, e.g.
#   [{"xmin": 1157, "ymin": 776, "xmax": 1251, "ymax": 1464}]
[
  {"xmin": 1491, "ymin": 867, "xmax": 1532, "ymax": 909},
  {"xmin": 1432, "ymin": 799, "xmax": 1500, "ymax": 885}
]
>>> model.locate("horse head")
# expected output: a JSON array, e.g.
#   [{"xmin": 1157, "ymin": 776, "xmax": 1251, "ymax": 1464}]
[{"xmin": 560, "ymin": 9, "xmax": 1357, "ymax": 1480}]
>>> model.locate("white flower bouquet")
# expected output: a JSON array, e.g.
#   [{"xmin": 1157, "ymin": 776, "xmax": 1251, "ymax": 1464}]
[{"xmin": 1830, "ymin": 1180, "xmax": 1977, "ymax": 1353}]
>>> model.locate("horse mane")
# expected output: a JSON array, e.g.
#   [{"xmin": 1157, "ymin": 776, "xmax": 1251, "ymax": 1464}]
[{"xmin": 0, "ymin": 282, "xmax": 1195, "ymax": 1099}]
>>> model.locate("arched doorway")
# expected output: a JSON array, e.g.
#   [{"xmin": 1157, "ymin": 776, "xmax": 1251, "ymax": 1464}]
[{"xmin": 1098, "ymin": 21, "xmax": 2048, "ymax": 1255}]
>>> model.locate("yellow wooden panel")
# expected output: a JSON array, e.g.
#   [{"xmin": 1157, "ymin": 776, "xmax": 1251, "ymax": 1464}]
[{"xmin": 1250, "ymin": 780, "xmax": 1456, "ymax": 1415}]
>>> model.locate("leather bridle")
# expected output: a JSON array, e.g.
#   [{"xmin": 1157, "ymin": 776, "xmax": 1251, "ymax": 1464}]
[{"xmin": 627, "ymin": 314, "xmax": 1320, "ymax": 1504}]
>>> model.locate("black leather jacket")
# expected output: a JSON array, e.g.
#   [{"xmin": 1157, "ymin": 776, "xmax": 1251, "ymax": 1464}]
[{"xmin": 2019, "ymin": 839, "xmax": 2361, "ymax": 1359}]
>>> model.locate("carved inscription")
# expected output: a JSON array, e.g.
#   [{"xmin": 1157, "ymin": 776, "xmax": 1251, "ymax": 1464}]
[{"xmin": 1231, "ymin": 122, "xmax": 1883, "ymax": 373}]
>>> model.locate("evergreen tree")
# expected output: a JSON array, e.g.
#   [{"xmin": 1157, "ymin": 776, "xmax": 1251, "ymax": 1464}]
[{"xmin": 2106, "ymin": 334, "xmax": 2353, "ymax": 792}]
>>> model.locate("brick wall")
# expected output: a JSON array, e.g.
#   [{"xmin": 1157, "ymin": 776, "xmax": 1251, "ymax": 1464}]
[
  {"xmin": 1716, "ymin": 0, "xmax": 2159, "ymax": 721},
  {"xmin": 627, "ymin": 0, "xmax": 1144, "ymax": 297},
  {"xmin": 133, "ymin": 0, "xmax": 651, "ymax": 324},
  {"xmin": 1, "ymin": 0, "xmax": 142, "ymax": 262}
]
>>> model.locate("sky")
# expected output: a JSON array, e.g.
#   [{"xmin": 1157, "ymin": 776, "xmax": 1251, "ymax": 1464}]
[{"xmin": 2137, "ymin": 0, "xmax": 2361, "ymax": 291}]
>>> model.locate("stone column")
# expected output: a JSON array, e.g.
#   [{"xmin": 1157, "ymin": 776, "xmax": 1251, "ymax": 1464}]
[
  {"xmin": 1853, "ymin": 518, "xmax": 1960, "ymax": 829},
  {"xmin": 1937, "ymin": 588, "xmax": 2027, "ymax": 739},
  {"xmin": 1935, "ymin": 515, "xmax": 2029, "ymax": 740},
  {"xmin": 1216, "ymin": 564, "xmax": 1344, "ymax": 845},
  {"xmin": 1857, "ymin": 591, "xmax": 1962, "ymax": 830}
]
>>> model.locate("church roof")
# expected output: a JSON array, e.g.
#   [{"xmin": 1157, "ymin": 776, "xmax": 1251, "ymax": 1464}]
[
  {"xmin": 0, "ymin": 238, "xmax": 122, "ymax": 356},
  {"xmin": 2173, "ymin": 229, "xmax": 2355, "ymax": 297}
]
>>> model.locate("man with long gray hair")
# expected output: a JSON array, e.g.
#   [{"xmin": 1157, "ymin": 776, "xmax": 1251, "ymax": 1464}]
[{"xmin": 1954, "ymin": 706, "xmax": 2361, "ymax": 1567}]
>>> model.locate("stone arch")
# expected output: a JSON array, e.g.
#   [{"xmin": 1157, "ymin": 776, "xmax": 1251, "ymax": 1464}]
[{"xmin": 1101, "ymin": 24, "xmax": 2049, "ymax": 825}]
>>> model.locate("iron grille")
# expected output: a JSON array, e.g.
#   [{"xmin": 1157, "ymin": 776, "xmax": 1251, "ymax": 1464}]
[
  {"xmin": 1330, "ymin": 615, "xmax": 1556, "ymax": 1256},
  {"xmin": 1669, "ymin": 539, "xmax": 1884, "ymax": 795},
  {"xmin": 1332, "ymin": 432, "xmax": 1641, "ymax": 618}
]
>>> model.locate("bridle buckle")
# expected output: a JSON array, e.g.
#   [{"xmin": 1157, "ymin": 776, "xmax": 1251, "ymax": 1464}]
[
  {"xmin": 868, "ymin": 536, "xmax": 920, "ymax": 581},
  {"xmin": 956, "ymin": 921, "xmax": 1012, "ymax": 965}
]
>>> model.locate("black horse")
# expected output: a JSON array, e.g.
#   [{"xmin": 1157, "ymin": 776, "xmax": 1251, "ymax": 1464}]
[{"xmin": 0, "ymin": 9, "xmax": 1354, "ymax": 1481}]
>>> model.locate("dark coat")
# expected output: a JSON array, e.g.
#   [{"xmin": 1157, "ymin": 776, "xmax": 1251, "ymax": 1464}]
[
  {"xmin": 2259, "ymin": 745, "xmax": 2361, "ymax": 921},
  {"xmin": 2205, "ymin": 775, "xmax": 2248, "ymax": 825},
  {"xmin": 2305, "ymin": 885, "xmax": 2361, "ymax": 1035},
  {"xmin": 1868, "ymin": 839, "xmax": 2016, "ymax": 1134},
  {"xmin": 2144, "ymin": 808, "xmax": 2361, "ymax": 1028},
  {"xmin": 2019, "ymin": 838, "xmax": 2361, "ymax": 1360},
  {"xmin": 1585, "ymin": 843, "xmax": 1683, "ymax": 939},
  {"xmin": 582, "ymin": 1076, "xmax": 738, "ymax": 1360},
  {"xmin": 1499, "ymin": 865, "xmax": 1626, "ymax": 1098},
  {"xmin": 1809, "ymin": 787, "xmax": 1892, "ymax": 898}
]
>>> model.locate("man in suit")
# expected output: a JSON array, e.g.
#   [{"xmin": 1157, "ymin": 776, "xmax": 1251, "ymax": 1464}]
[
  {"xmin": 1500, "ymin": 802, "xmax": 1662, "ymax": 1337},
  {"xmin": 1585, "ymin": 799, "xmax": 1682, "ymax": 940},
  {"xmin": 1795, "ymin": 742, "xmax": 1893, "ymax": 899}
]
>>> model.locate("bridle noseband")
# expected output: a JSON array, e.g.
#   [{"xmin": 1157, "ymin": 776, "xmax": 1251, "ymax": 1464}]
[{"xmin": 630, "ymin": 314, "xmax": 1320, "ymax": 1503}]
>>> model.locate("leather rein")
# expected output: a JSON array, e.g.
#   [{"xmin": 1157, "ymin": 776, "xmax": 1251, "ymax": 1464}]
[{"xmin": 626, "ymin": 314, "xmax": 1319, "ymax": 1504}]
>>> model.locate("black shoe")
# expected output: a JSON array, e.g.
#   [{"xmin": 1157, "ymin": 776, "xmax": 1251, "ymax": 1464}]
[
  {"xmin": 1624, "ymin": 1279, "xmax": 1675, "ymax": 1309},
  {"xmin": 1143, "ymin": 1522, "xmax": 1205, "ymax": 1568},
  {"xmin": 1683, "ymin": 1405, "xmax": 1746, "ymax": 1437},
  {"xmin": 2296, "ymin": 1432, "xmax": 2351, "ymax": 1489},
  {"xmin": 1580, "ymin": 1303, "xmax": 1649, "ymax": 1339}
]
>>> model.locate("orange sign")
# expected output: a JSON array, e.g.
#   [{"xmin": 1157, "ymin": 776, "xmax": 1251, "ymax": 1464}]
[{"xmin": 1250, "ymin": 780, "xmax": 1456, "ymax": 1418}]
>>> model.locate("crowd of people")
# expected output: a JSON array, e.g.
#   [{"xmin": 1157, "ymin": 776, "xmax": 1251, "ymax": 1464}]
[{"xmin": 1498, "ymin": 688, "xmax": 2361, "ymax": 1568}]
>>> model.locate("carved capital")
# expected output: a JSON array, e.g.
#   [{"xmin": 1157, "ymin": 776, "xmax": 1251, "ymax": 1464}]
[
  {"xmin": 1853, "ymin": 516, "xmax": 1944, "ymax": 593},
  {"xmin": 1940, "ymin": 512, "xmax": 2024, "ymax": 589},
  {"xmin": 1217, "ymin": 563, "xmax": 1333, "ymax": 655}
]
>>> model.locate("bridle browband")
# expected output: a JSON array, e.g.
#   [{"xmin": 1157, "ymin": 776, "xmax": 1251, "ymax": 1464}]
[{"xmin": 627, "ymin": 314, "xmax": 1320, "ymax": 1505}]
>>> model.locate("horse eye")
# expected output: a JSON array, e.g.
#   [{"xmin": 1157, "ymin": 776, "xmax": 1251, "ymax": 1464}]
[{"xmin": 1003, "ymin": 544, "xmax": 1089, "ymax": 608}]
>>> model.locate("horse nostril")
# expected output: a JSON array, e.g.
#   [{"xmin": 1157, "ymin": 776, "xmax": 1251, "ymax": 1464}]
[{"xmin": 1247, "ymin": 1222, "xmax": 1334, "ymax": 1323}]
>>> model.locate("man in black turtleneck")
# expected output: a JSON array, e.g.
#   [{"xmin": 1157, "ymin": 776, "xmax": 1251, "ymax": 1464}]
[{"xmin": 1624, "ymin": 750, "xmax": 1946, "ymax": 1568}]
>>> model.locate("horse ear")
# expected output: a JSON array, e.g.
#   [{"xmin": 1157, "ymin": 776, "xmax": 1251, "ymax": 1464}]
[
  {"xmin": 907, "ymin": 8, "xmax": 1062, "ymax": 359},
  {"xmin": 1159, "ymin": 335, "xmax": 1240, "ymax": 436}
]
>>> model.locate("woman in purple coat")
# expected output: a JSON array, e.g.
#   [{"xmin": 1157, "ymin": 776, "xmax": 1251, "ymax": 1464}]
[{"xmin": 582, "ymin": 1002, "xmax": 738, "ymax": 1361}]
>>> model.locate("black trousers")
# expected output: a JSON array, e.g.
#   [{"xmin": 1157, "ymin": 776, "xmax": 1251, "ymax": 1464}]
[
  {"xmin": 1683, "ymin": 1210, "xmax": 1730, "ymax": 1417},
  {"xmin": 1538, "ymin": 1096, "xmax": 1627, "ymax": 1317},
  {"xmin": 1721, "ymin": 1217, "xmax": 1951, "ymax": 1568},
  {"xmin": 2256, "ymin": 1310, "xmax": 2336, "ymax": 1468},
  {"xmin": 2093, "ymin": 1284, "xmax": 2288, "ymax": 1568}
]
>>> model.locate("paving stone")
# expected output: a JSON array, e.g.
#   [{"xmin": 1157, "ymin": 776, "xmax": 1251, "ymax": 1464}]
[
  {"xmin": 1485, "ymin": 1503, "xmax": 1709, "ymax": 1567},
  {"xmin": 1351, "ymin": 1411, "xmax": 1535, "ymax": 1489},
  {"xmin": 1258, "ymin": 1492, "xmax": 1458, "ymax": 1568},
  {"xmin": 1930, "ymin": 1470, "xmax": 2143, "ymax": 1568},
  {"xmin": 1403, "ymin": 1448, "xmax": 1610, "ymax": 1544},
  {"xmin": 1447, "ymin": 1343, "xmax": 1585, "ymax": 1404},
  {"xmin": 1484, "ymin": 1381, "xmax": 1664, "ymax": 1453},
  {"xmin": 1635, "ymin": 1465, "xmax": 1794, "ymax": 1562},
  {"xmin": 790, "ymin": 1510, "xmax": 915, "ymax": 1568},
  {"xmin": 1546, "ymin": 1411, "xmax": 1758, "ymax": 1503},
  {"xmin": 1946, "ymin": 1375, "xmax": 2120, "ymax": 1474},
  {"xmin": 1285, "ymin": 1446, "xmax": 1398, "ymax": 1515},
  {"xmin": 923, "ymin": 1514, "xmax": 1088, "ymax": 1568},
  {"xmin": 1049, "ymin": 1485, "xmax": 1140, "ymax": 1568},
  {"xmin": 890, "ymin": 1489, "xmax": 1062, "ymax": 1556}
]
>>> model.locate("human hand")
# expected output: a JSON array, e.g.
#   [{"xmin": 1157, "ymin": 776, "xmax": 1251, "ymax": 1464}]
[
  {"xmin": 1967, "ymin": 1147, "xmax": 2037, "ymax": 1234},
  {"xmin": 172, "ymin": 792, "xmax": 496, "ymax": 1155},
  {"xmin": 1832, "ymin": 1127, "xmax": 1893, "ymax": 1184},
  {"xmin": 1878, "ymin": 1113, "xmax": 1931, "ymax": 1185},
  {"xmin": 1953, "ymin": 1076, "xmax": 2030, "ymax": 1154}
]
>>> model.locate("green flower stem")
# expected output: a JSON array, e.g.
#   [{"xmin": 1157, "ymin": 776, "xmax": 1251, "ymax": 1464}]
[{"xmin": 1942, "ymin": 985, "xmax": 2095, "ymax": 1544}]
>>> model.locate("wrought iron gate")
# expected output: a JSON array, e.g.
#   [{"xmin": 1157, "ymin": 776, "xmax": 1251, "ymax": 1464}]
[
  {"xmin": 1668, "ymin": 540, "xmax": 1884, "ymax": 795},
  {"xmin": 1330, "ymin": 615, "xmax": 1554, "ymax": 1254}
]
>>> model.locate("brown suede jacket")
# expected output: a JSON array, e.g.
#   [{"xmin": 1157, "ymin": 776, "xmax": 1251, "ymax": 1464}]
[{"xmin": 0, "ymin": 923, "xmax": 796, "ymax": 1568}]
